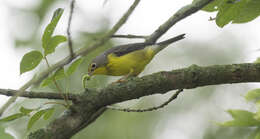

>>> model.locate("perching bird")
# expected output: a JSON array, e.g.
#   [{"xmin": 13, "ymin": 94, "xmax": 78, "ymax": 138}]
[{"xmin": 86, "ymin": 34, "xmax": 185, "ymax": 82}]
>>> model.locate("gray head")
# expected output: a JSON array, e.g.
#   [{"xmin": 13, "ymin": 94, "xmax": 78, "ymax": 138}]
[{"xmin": 88, "ymin": 53, "xmax": 108, "ymax": 75}]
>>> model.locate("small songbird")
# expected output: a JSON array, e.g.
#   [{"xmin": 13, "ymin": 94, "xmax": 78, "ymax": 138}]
[{"xmin": 86, "ymin": 34, "xmax": 185, "ymax": 82}]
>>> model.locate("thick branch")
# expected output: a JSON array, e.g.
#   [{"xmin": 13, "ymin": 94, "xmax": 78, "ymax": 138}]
[
  {"xmin": 94, "ymin": 63, "xmax": 260, "ymax": 107},
  {"xmin": 5, "ymin": 63, "xmax": 260, "ymax": 103},
  {"xmin": 29, "ymin": 63, "xmax": 260, "ymax": 139}
]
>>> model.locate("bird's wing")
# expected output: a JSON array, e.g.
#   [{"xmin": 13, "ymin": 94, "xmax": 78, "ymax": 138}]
[
  {"xmin": 104, "ymin": 42, "xmax": 149, "ymax": 57},
  {"xmin": 103, "ymin": 34, "xmax": 185, "ymax": 57}
]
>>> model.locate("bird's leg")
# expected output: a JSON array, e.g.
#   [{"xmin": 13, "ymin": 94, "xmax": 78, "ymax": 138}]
[{"xmin": 115, "ymin": 69, "xmax": 134, "ymax": 83}]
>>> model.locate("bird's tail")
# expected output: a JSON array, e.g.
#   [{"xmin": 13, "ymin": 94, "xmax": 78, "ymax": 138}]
[{"xmin": 154, "ymin": 33, "xmax": 185, "ymax": 53}]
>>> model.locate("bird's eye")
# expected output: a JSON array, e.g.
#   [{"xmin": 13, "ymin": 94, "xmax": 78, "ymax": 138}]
[{"xmin": 91, "ymin": 63, "xmax": 96, "ymax": 68}]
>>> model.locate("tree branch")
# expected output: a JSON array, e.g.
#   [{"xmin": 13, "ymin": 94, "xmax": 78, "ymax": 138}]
[
  {"xmin": 28, "ymin": 63, "xmax": 260, "ymax": 139},
  {"xmin": 67, "ymin": 0, "xmax": 76, "ymax": 58},
  {"xmin": 107, "ymin": 89, "xmax": 183, "ymax": 112},
  {"xmin": 111, "ymin": 34, "xmax": 148, "ymax": 39},
  {"xmin": 0, "ymin": 89, "xmax": 77, "ymax": 100},
  {"xmin": 4, "ymin": 63, "xmax": 260, "ymax": 104},
  {"xmin": 76, "ymin": 0, "xmax": 141, "ymax": 56},
  {"xmin": 94, "ymin": 63, "xmax": 260, "ymax": 107},
  {"xmin": 2, "ymin": 63, "xmax": 260, "ymax": 105},
  {"xmin": 145, "ymin": 0, "xmax": 214, "ymax": 43}
]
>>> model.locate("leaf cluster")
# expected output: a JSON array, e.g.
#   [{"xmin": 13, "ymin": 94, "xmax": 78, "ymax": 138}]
[{"xmin": 200, "ymin": 0, "xmax": 260, "ymax": 27}]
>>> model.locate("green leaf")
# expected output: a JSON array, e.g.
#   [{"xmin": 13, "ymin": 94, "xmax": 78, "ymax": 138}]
[
  {"xmin": 41, "ymin": 76, "xmax": 53, "ymax": 87},
  {"xmin": 0, "ymin": 113, "xmax": 26, "ymax": 122},
  {"xmin": 201, "ymin": 0, "xmax": 223, "ymax": 12},
  {"xmin": 41, "ymin": 8, "xmax": 66, "ymax": 56},
  {"xmin": 216, "ymin": 0, "xmax": 246, "ymax": 27},
  {"xmin": 199, "ymin": 0, "xmax": 260, "ymax": 27},
  {"xmin": 20, "ymin": 50, "xmax": 43, "ymax": 74},
  {"xmin": 43, "ymin": 35, "xmax": 67, "ymax": 56},
  {"xmin": 220, "ymin": 109, "xmax": 260, "ymax": 127},
  {"xmin": 216, "ymin": 0, "xmax": 260, "ymax": 27},
  {"xmin": 231, "ymin": 0, "xmax": 260, "ymax": 23},
  {"xmin": 228, "ymin": 109, "xmax": 253, "ymax": 120},
  {"xmin": 41, "ymin": 68, "xmax": 65, "ymax": 87},
  {"xmin": 27, "ymin": 109, "xmax": 48, "ymax": 130},
  {"xmin": 53, "ymin": 68, "xmax": 65, "ymax": 80},
  {"xmin": 245, "ymin": 89, "xmax": 260, "ymax": 102},
  {"xmin": 43, "ymin": 108, "xmax": 55, "ymax": 120},
  {"xmin": 20, "ymin": 106, "xmax": 35, "ymax": 115},
  {"xmin": 42, "ymin": 8, "xmax": 64, "ymax": 49},
  {"xmin": 67, "ymin": 58, "xmax": 83, "ymax": 76}
]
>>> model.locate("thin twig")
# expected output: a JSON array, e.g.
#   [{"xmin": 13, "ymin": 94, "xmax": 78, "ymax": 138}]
[
  {"xmin": 111, "ymin": 34, "xmax": 148, "ymax": 39},
  {"xmin": 208, "ymin": 16, "xmax": 216, "ymax": 21},
  {"xmin": 77, "ymin": 0, "xmax": 141, "ymax": 56},
  {"xmin": 67, "ymin": 0, "xmax": 75, "ymax": 58},
  {"xmin": 107, "ymin": 89, "xmax": 183, "ymax": 112},
  {"xmin": 0, "ymin": 88, "xmax": 77, "ymax": 100},
  {"xmin": 145, "ymin": 0, "xmax": 214, "ymax": 43},
  {"xmin": 103, "ymin": 0, "xmax": 141, "ymax": 38},
  {"xmin": 44, "ymin": 57, "xmax": 70, "ymax": 106}
]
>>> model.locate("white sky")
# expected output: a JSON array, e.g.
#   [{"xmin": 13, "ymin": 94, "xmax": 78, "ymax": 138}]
[{"xmin": 0, "ymin": 0, "xmax": 260, "ymax": 138}]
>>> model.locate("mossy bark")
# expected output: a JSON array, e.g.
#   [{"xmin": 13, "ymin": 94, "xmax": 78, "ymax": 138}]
[{"xmin": 29, "ymin": 63, "xmax": 260, "ymax": 139}]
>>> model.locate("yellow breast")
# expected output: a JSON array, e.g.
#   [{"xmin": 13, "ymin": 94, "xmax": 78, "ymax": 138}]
[{"xmin": 106, "ymin": 47, "xmax": 156, "ymax": 76}]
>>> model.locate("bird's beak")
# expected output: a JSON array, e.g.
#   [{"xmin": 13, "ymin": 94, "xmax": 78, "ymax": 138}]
[{"xmin": 87, "ymin": 72, "xmax": 93, "ymax": 80}]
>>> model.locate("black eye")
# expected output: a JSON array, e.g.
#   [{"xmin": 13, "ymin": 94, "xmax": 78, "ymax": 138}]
[{"xmin": 91, "ymin": 63, "xmax": 96, "ymax": 68}]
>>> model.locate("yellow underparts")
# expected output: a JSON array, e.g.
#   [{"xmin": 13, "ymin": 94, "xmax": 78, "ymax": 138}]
[{"xmin": 93, "ymin": 47, "xmax": 156, "ymax": 76}]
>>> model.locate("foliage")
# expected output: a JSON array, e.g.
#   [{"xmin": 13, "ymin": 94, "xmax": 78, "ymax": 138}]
[
  {"xmin": 218, "ymin": 88, "xmax": 260, "ymax": 139},
  {"xmin": 67, "ymin": 58, "xmax": 83, "ymax": 76},
  {"xmin": 27, "ymin": 108, "xmax": 54, "ymax": 130},
  {"xmin": 41, "ymin": 68, "xmax": 66, "ymax": 87},
  {"xmin": 42, "ymin": 8, "xmax": 67, "ymax": 56},
  {"xmin": 200, "ymin": 0, "xmax": 260, "ymax": 27},
  {"xmin": 19, "ymin": 8, "xmax": 66, "ymax": 75},
  {"xmin": 220, "ymin": 110, "xmax": 260, "ymax": 127},
  {"xmin": 41, "ymin": 58, "xmax": 83, "ymax": 87},
  {"xmin": 5, "ymin": 8, "xmax": 66, "ymax": 135},
  {"xmin": 3, "ymin": 6, "xmax": 114, "ymax": 138},
  {"xmin": 0, "ymin": 106, "xmax": 55, "ymax": 131},
  {"xmin": 20, "ymin": 51, "xmax": 43, "ymax": 75}
]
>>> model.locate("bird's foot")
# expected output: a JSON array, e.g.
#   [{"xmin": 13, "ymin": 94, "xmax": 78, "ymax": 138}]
[{"xmin": 112, "ymin": 78, "xmax": 126, "ymax": 84}]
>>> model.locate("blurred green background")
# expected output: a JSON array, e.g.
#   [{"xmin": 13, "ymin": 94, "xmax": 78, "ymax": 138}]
[{"xmin": 0, "ymin": 0, "xmax": 259, "ymax": 139}]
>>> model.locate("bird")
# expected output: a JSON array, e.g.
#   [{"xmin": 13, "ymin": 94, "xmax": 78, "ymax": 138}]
[{"xmin": 86, "ymin": 33, "xmax": 185, "ymax": 82}]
